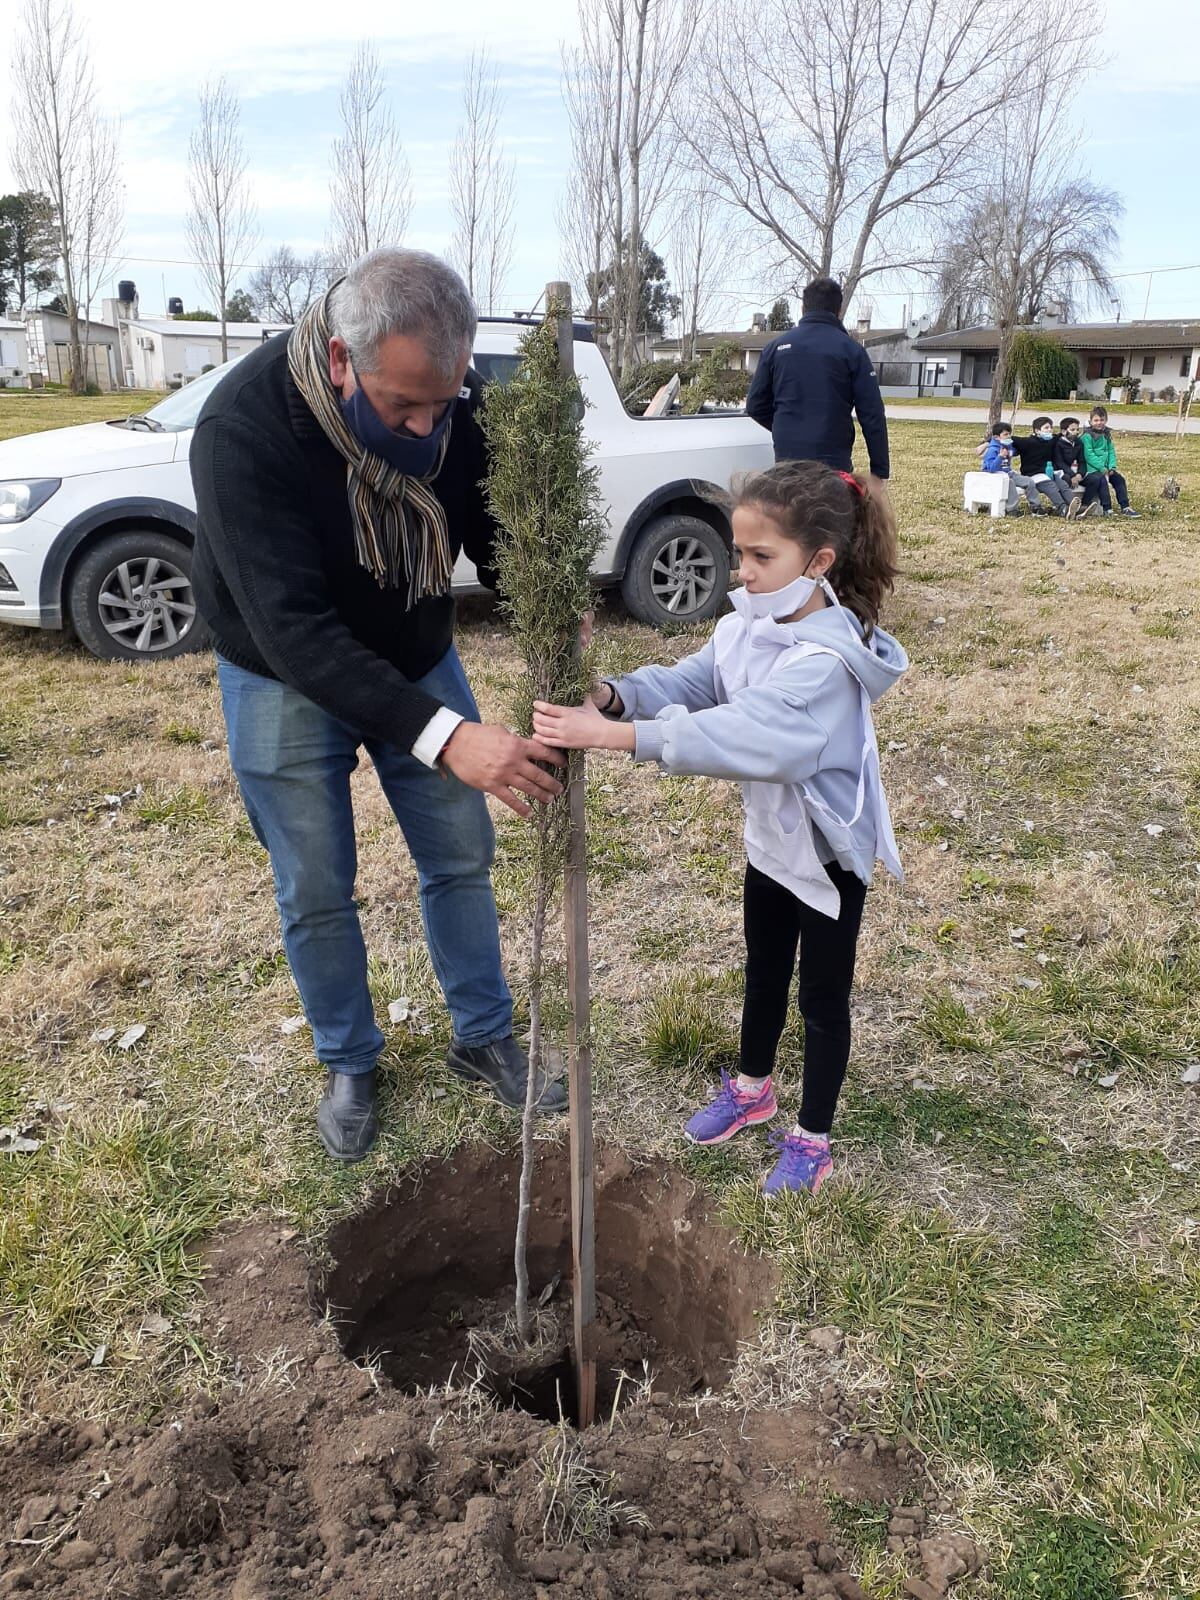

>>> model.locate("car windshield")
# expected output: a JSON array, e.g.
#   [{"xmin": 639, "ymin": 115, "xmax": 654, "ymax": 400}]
[{"xmin": 139, "ymin": 358, "xmax": 244, "ymax": 432}]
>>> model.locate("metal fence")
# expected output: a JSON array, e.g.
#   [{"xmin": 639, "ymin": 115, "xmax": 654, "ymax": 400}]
[{"xmin": 875, "ymin": 359, "xmax": 982, "ymax": 394}]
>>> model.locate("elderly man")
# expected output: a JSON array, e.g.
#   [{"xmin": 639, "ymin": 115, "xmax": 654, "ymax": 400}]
[
  {"xmin": 190, "ymin": 248, "xmax": 568, "ymax": 1163},
  {"xmin": 746, "ymin": 276, "xmax": 890, "ymax": 491}
]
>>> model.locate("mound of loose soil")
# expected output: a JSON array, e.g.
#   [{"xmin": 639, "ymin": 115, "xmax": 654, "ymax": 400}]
[{"xmin": 0, "ymin": 1147, "xmax": 981, "ymax": 1598}]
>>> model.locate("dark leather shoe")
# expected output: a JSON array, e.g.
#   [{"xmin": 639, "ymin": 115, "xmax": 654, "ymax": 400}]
[
  {"xmin": 317, "ymin": 1069, "xmax": 379, "ymax": 1162},
  {"xmin": 446, "ymin": 1035, "xmax": 568, "ymax": 1114}
]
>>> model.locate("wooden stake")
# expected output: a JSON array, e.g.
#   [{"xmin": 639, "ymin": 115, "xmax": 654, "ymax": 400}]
[{"xmin": 548, "ymin": 280, "xmax": 597, "ymax": 1430}]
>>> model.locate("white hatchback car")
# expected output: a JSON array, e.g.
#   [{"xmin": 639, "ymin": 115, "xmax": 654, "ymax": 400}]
[{"xmin": 0, "ymin": 324, "xmax": 772, "ymax": 660}]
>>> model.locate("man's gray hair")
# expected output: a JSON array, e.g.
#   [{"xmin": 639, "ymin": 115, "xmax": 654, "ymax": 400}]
[{"xmin": 328, "ymin": 248, "xmax": 477, "ymax": 379}]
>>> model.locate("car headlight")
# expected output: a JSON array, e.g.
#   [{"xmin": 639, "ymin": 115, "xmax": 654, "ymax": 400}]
[{"xmin": 0, "ymin": 479, "xmax": 62, "ymax": 524}]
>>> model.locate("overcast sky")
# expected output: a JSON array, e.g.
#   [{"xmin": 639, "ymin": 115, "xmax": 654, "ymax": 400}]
[{"xmin": 0, "ymin": 0, "xmax": 1197, "ymax": 329}]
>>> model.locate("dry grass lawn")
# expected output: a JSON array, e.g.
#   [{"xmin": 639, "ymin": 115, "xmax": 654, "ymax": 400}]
[{"xmin": 1, "ymin": 414, "xmax": 1198, "ymax": 1598}]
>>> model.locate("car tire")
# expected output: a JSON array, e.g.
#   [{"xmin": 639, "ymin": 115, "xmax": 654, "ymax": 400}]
[
  {"xmin": 620, "ymin": 514, "xmax": 730, "ymax": 627},
  {"xmin": 67, "ymin": 529, "xmax": 209, "ymax": 662}
]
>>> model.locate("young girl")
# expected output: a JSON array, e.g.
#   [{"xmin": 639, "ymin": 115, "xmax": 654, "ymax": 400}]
[{"xmin": 532, "ymin": 460, "xmax": 907, "ymax": 1196}]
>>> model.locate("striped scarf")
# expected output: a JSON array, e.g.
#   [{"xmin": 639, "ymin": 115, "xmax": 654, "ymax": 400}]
[{"xmin": 286, "ymin": 287, "xmax": 454, "ymax": 601}]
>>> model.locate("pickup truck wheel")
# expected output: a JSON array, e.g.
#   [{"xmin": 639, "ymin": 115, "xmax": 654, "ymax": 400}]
[
  {"xmin": 67, "ymin": 530, "xmax": 208, "ymax": 662},
  {"xmin": 621, "ymin": 514, "xmax": 730, "ymax": 626}
]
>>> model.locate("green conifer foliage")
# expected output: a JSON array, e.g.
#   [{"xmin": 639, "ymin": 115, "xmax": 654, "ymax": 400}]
[{"xmin": 482, "ymin": 301, "xmax": 605, "ymax": 1341}]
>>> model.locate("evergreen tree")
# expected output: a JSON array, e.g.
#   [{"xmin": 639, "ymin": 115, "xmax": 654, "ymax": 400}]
[
  {"xmin": 0, "ymin": 192, "xmax": 59, "ymax": 313},
  {"xmin": 482, "ymin": 303, "xmax": 604, "ymax": 1345},
  {"xmin": 588, "ymin": 237, "xmax": 681, "ymax": 346},
  {"xmin": 223, "ymin": 288, "xmax": 255, "ymax": 323},
  {"xmin": 767, "ymin": 296, "xmax": 791, "ymax": 330}
]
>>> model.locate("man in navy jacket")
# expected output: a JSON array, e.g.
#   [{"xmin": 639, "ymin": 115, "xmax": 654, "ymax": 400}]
[{"xmin": 746, "ymin": 277, "xmax": 890, "ymax": 486}]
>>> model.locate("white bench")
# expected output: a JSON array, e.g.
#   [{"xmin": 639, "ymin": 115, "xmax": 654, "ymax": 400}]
[{"xmin": 963, "ymin": 471, "xmax": 1009, "ymax": 516}]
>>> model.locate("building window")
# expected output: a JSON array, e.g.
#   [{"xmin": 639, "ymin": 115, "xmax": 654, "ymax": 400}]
[
  {"xmin": 1183, "ymin": 355, "xmax": 1192, "ymax": 379},
  {"xmin": 1142, "ymin": 355, "xmax": 1156, "ymax": 376},
  {"xmin": 1085, "ymin": 355, "xmax": 1124, "ymax": 380}
]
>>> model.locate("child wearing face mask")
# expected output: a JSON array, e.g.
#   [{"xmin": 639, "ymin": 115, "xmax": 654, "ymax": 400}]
[
  {"xmin": 532, "ymin": 461, "xmax": 906, "ymax": 1196},
  {"xmin": 1010, "ymin": 417, "xmax": 1079, "ymax": 515},
  {"xmin": 1051, "ymin": 417, "xmax": 1096, "ymax": 519},
  {"xmin": 981, "ymin": 422, "xmax": 1032, "ymax": 514}
]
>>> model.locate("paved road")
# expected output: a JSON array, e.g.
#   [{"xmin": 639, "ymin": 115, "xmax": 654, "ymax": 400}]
[{"xmin": 885, "ymin": 404, "xmax": 1198, "ymax": 435}]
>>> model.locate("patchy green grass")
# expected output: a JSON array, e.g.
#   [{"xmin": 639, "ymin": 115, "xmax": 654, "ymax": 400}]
[
  {"xmin": 0, "ymin": 388, "xmax": 165, "ymax": 441},
  {"xmin": 1, "ymin": 421, "xmax": 1198, "ymax": 1596},
  {"xmin": 642, "ymin": 973, "xmax": 740, "ymax": 1079}
]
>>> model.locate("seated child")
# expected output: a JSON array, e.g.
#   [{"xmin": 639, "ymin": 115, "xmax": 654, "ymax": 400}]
[
  {"xmin": 1010, "ymin": 417, "xmax": 1078, "ymax": 515},
  {"xmin": 1079, "ymin": 405, "xmax": 1139, "ymax": 517},
  {"xmin": 1052, "ymin": 418, "xmax": 1098, "ymax": 520},
  {"xmin": 981, "ymin": 422, "xmax": 1039, "ymax": 514}
]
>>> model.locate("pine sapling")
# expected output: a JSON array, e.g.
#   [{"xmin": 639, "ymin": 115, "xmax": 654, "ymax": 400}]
[{"xmin": 482, "ymin": 302, "xmax": 604, "ymax": 1344}]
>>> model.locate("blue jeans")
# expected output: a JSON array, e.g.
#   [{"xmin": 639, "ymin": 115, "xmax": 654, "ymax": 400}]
[{"xmin": 217, "ymin": 647, "xmax": 512, "ymax": 1075}]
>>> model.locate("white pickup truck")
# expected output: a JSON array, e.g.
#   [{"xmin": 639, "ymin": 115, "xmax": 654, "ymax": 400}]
[{"xmin": 0, "ymin": 320, "xmax": 772, "ymax": 660}]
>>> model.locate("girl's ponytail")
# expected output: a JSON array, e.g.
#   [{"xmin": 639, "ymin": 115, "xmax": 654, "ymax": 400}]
[{"xmin": 837, "ymin": 473, "xmax": 899, "ymax": 637}]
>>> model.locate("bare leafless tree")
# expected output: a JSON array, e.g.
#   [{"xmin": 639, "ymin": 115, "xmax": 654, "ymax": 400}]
[
  {"xmin": 933, "ymin": 180, "xmax": 1121, "ymax": 335},
  {"xmin": 681, "ymin": 0, "xmax": 1089, "ymax": 310},
  {"xmin": 563, "ymin": 0, "xmax": 697, "ymax": 379},
  {"xmin": 76, "ymin": 111, "xmax": 122, "ymax": 365},
  {"xmin": 12, "ymin": 0, "xmax": 124, "ymax": 393},
  {"xmin": 668, "ymin": 183, "xmax": 740, "ymax": 359},
  {"xmin": 186, "ymin": 77, "xmax": 258, "ymax": 363},
  {"xmin": 249, "ymin": 245, "xmax": 333, "ymax": 324},
  {"xmin": 559, "ymin": 33, "xmax": 618, "ymax": 335},
  {"xmin": 919, "ymin": 30, "xmax": 1092, "ymax": 422},
  {"xmin": 449, "ymin": 52, "xmax": 516, "ymax": 315},
  {"xmin": 329, "ymin": 42, "xmax": 412, "ymax": 270},
  {"xmin": 614, "ymin": 0, "xmax": 698, "ymax": 377}
]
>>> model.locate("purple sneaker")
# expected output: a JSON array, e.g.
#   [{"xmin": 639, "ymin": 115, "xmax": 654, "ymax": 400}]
[
  {"xmin": 685, "ymin": 1071, "xmax": 778, "ymax": 1146},
  {"xmin": 763, "ymin": 1130, "xmax": 833, "ymax": 1196}
]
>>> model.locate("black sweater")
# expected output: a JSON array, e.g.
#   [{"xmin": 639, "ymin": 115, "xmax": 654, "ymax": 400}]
[
  {"xmin": 1010, "ymin": 434, "xmax": 1056, "ymax": 476},
  {"xmin": 190, "ymin": 334, "xmax": 499, "ymax": 755}
]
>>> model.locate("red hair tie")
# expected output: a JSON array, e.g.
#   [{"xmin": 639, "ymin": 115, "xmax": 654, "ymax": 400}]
[{"xmin": 837, "ymin": 470, "xmax": 865, "ymax": 497}]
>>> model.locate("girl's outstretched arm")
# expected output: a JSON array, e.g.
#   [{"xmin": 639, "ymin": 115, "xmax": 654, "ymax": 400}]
[
  {"xmin": 533, "ymin": 700, "xmax": 635, "ymax": 751},
  {"xmin": 604, "ymin": 639, "xmax": 721, "ymax": 720},
  {"xmin": 629, "ymin": 660, "xmax": 847, "ymax": 783}
]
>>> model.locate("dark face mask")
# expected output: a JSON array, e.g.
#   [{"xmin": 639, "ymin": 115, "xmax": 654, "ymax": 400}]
[{"xmin": 340, "ymin": 368, "xmax": 455, "ymax": 477}]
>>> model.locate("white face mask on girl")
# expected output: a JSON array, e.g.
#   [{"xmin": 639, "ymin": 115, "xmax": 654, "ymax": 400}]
[{"xmin": 739, "ymin": 566, "xmax": 837, "ymax": 621}]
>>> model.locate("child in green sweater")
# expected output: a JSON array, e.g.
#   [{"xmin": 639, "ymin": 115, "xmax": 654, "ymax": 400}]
[{"xmin": 1080, "ymin": 406, "xmax": 1139, "ymax": 517}]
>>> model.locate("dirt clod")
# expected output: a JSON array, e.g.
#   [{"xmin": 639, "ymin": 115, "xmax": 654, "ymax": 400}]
[
  {"xmin": 904, "ymin": 1579, "xmax": 945, "ymax": 1600},
  {"xmin": 55, "ymin": 1539, "xmax": 101, "ymax": 1570},
  {"xmin": 763, "ymin": 1551, "xmax": 816, "ymax": 1586}
]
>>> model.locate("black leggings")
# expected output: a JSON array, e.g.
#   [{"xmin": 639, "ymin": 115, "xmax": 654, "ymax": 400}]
[{"xmin": 740, "ymin": 861, "xmax": 867, "ymax": 1134}]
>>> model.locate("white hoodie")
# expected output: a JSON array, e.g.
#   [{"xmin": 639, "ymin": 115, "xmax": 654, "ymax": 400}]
[{"xmin": 609, "ymin": 588, "xmax": 907, "ymax": 916}]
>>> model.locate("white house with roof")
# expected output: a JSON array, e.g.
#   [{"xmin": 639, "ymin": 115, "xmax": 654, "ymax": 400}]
[
  {"xmin": 651, "ymin": 314, "xmax": 916, "ymax": 378},
  {"xmin": 99, "ymin": 286, "xmax": 290, "ymax": 389},
  {"xmin": 911, "ymin": 316, "xmax": 1200, "ymax": 400},
  {"xmin": 117, "ymin": 313, "xmax": 292, "ymax": 389},
  {"xmin": 0, "ymin": 319, "xmax": 30, "ymax": 387}
]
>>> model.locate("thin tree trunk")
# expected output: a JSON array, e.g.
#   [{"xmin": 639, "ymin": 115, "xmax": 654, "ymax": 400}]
[
  {"xmin": 990, "ymin": 321, "xmax": 1014, "ymax": 426},
  {"xmin": 608, "ymin": 3, "xmax": 626, "ymax": 373},
  {"xmin": 620, "ymin": 2, "xmax": 647, "ymax": 380}
]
